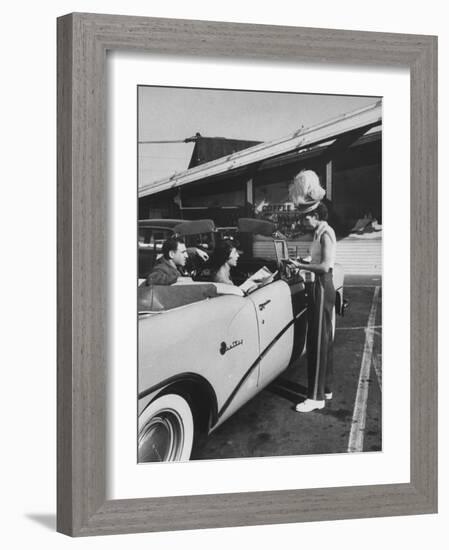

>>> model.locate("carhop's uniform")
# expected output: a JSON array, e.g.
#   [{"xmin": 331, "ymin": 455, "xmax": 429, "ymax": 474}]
[
  {"xmin": 305, "ymin": 227, "xmax": 336, "ymax": 401},
  {"xmin": 257, "ymin": 168, "xmax": 336, "ymax": 404}
]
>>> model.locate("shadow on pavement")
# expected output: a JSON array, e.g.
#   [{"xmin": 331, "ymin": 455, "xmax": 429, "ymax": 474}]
[{"xmin": 268, "ymin": 379, "xmax": 308, "ymax": 404}]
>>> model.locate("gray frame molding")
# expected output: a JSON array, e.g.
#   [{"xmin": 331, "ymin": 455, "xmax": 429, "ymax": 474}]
[{"xmin": 57, "ymin": 12, "xmax": 437, "ymax": 537}]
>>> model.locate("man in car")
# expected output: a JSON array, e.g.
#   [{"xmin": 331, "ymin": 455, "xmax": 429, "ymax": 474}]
[{"xmin": 146, "ymin": 236, "xmax": 207, "ymax": 285}]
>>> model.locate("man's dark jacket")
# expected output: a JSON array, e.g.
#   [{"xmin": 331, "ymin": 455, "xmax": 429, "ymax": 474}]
[{"xmin": 146, "ymin": 257, "xmax": 180, "ymax": 285}]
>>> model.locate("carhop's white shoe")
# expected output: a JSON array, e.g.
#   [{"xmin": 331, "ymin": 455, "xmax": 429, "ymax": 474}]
[
  {"xmin": 295, "ymin": 399, "xmax": 325, "ymax": 412},
  {"xmin": 325, "ymin": 392, "xmax": 333, "ymax": 400}
]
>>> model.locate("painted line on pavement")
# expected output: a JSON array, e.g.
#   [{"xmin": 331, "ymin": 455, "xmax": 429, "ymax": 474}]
[{"xmin": 347, "ymin": 286, "xmax": 380, "ymax": 453}]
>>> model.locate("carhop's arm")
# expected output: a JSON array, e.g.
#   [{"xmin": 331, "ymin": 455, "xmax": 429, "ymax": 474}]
[{"xmin": 315, "ymin": 220, "xmax": 330, "ymax": 239}]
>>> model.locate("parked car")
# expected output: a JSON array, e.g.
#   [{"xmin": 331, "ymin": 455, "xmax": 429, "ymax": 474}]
[
  {"xmin": 137, "ymin": 218, "xmax": 345, "ymax": 462},
  {"xmin": 138, "ymin": 218, "xmax": 182, "ymax": 279}
]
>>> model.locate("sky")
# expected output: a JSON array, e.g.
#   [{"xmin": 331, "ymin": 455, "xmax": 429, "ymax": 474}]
[{"xmin": 138, "ymin": 86, "xmax": 378, "ymax": 187}]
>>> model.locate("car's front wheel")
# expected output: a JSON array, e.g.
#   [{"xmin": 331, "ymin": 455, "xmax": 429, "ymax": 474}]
[{"xmin": 138, "ymin": 394, "xmax": 194, "ymax": 462}]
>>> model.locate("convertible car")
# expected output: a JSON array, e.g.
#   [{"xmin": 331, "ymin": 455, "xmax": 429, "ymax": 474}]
[{"xmin": 138, "ymin": 218, "xmax": 345, "ymax": 462}]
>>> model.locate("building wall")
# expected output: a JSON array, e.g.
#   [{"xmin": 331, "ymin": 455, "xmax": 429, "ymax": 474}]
[
  {"xmin": 139, "ymin": 136, "xmax": 382, "ymax": 238},
  {"xmin": 332, "ymin": 139, "xmax": 382, "ymax": 231}
]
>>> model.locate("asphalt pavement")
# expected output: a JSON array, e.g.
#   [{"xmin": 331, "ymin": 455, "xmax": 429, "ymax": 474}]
[{"xmin": 191, "ymin": 275, "xmax": 382, "ymax": 460}]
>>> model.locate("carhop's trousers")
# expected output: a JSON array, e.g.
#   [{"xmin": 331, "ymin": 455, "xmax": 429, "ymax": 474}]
[{"xmin": 306, "ymin": 271, "xmax": 335, "ymax": 401}]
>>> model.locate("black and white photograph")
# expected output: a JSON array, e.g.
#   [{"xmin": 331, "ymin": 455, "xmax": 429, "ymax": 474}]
[
  {"xmin": 137, "ymin": 86, "xmax": 382, "ymax": 462},
  {"xmin": 3, "ymin": 0, "xmax": 441, "ymax": 545}
]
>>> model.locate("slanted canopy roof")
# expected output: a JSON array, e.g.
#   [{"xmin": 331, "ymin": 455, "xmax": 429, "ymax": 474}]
[{"xmin": 139, "ymin": 101, "xmax": 382, "ymax": 198}]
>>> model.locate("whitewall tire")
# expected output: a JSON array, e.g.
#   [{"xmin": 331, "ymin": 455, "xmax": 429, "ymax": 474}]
[{"xmin": 138, "ymin": 393, "xmax": 194, "ymax": 462}]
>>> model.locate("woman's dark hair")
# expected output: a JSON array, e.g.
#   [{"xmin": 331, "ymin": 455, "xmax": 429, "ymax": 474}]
[
  {"xmin": 210, "ymin": 239, "xmax": 236, "ymax": 270},
  {"xmin": 313, "ymin": 202, "xmax": 329, "ymax": 221}
]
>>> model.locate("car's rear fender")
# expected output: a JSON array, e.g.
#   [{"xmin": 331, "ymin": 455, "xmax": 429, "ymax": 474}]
[{"xmin": 139, "ymin": 295, "xmax": 260, "ymax": 412}]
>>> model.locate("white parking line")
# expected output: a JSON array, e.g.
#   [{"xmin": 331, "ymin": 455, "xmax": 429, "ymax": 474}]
[{"xmin": 347, "ymin": 286, "xmax": 380, "ymax": 453}]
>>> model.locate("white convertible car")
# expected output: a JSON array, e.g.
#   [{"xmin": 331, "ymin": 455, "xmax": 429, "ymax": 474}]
[{"xmin": 138, "ymin": 219, "xmax": 345, "ymax": 462}]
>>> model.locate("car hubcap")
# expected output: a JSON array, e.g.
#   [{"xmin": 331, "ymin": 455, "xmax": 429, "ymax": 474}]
[{"xmin": 138, "ymin": 409, "xmax": 185, "ymax": 462}]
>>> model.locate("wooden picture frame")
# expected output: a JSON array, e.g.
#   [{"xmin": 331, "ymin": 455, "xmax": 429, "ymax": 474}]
[{"xmin": 57, "ymin": 12, "xmax": 437, "ymax": 536}]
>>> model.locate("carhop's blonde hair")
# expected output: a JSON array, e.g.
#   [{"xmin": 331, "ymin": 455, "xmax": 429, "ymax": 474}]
[{"xmin": 289, "ymin": 169, "xmax": 325, "ymax": 206}]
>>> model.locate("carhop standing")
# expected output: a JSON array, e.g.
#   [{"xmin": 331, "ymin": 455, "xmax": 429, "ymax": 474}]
[
  {"xmin": 256, "ymin": 169, "xmax": 337, "ymax": 412},
  {"xmin": 294, "ymin": 200, "xmax": 337, "ymax": 413}
]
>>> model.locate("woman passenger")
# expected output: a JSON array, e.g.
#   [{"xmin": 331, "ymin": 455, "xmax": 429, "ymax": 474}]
[{"xmin": 209, "ymin": 239, "xmax": 240, "ymax": 285}]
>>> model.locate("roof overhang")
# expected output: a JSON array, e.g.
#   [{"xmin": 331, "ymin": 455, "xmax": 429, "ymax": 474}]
[{"xmin": 139, "ymin": 100, "xmax": 382, "ymax": 198}]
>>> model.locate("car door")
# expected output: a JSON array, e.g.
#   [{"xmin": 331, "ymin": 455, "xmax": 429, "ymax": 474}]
[
  {"xmin": 212, "ymin": 295, "xmax": 261, "ymax": 426},
  {"xmin": 247, "ymin": 280, "xmax": 294, "ymax": 388}
]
